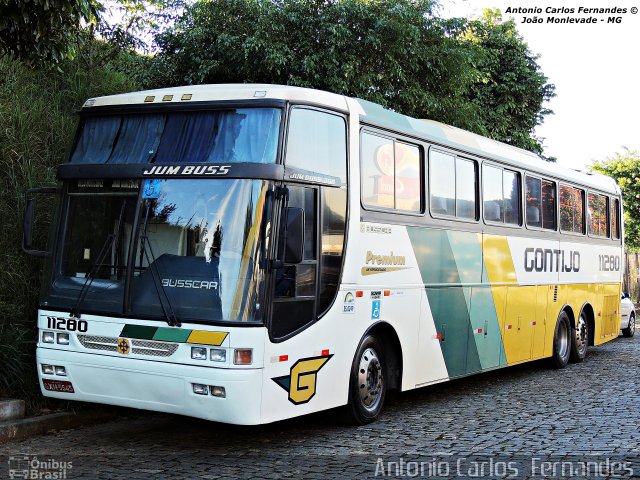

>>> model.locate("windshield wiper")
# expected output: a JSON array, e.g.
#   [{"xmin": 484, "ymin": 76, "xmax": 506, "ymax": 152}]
[
  {"xmin": 138, "ymin": 204, "xmax": 181, "ymax": 327},
  {"xmin": 70, "ymin": 200, "xmax": 126, "ymax": 319}
]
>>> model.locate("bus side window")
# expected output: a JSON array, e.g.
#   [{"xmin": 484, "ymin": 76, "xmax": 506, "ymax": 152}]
[
  {"xmin": 430, "ymin": 150, "xmax": 477, "ymax": 220},
  {"xmin": 526, "ymin": 176, "xmax": 556, "ymax": 230},
  {"xmin": 559, "ymin": 185, "xmax": 585, "ymax": 234},
  {"xmin": 612, "ymin": 198, "xmax": 620, "ymax": 240},
  {"xmin": 588, "ymin": 192, "xmax": 609, "ymax": 237},
  {"xmin": 483, "ymin": 165, "xmax": 521, "ymax": 225}
]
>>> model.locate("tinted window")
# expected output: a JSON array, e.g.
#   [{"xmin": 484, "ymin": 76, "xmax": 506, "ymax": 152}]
[
  {"xmin": 361, "ymin": 133, "xmax": 394, "ymax": 210},
  {"xmin": 430, "ymin": 150, "xmax": 477, "ymax": 220},
  {"xmin": 71, "ymin": 109, "xmax": 282, "ymax": 164},
  {"xmin": 318, "ymin": 187, "xmax": 347, "ymax": 315},
  {"xmin": 559, "ymin": 185, "xmax": 584, "ymax": 234},
  {"xmin": 287, "ymin": 108, "xmax": 347, "ymax": 183},
  {"xmin": 612, "ymin": 198, "xmax": 620, "ymax": 240},
  {"xmin": 361, "ymin": 132, "xmax": 421, "ymax": 212},
  {"xmin": 395, "ymin": 142, "xmax": 421, "ymax": 212},
  {"xmin": 483, "ymin": 165, "xmax": 503, "ymax": 222},
  {"xmin": 588, "ymin": 192, "xmax": 609, "ymax": 237},
  {"xmin": 482, "ymin": 165, "xmax": 521, "ymax": 225},
  {"xmin": 272, "ymin": 185, "xmax": 318, "ymax": 338},
  {"xmin": 504, "ymin": 170, "xmax": 521, "ymax": 225},
  {"xmin": 430, "ymin": 150, "xmax": 456, "ymax": 216},
  {"xmin": 456, "ymin": 158, "xmax": 477, "ymax": 219},
  {"xmin": 526, "ymin": 176, "xmax": 556, "ymax": 230}
]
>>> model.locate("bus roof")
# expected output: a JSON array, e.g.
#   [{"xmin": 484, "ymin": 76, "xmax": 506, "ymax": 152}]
[{"xmin": 83, "ymin": 84, "xmax": 619, "ymax": 195}]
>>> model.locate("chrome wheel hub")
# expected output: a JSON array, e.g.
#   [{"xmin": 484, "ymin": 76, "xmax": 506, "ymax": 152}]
[
  {"xmin": 575, "ymin": 315, "xmax": 587, "ymax": 355},
  {"xmin": 558, "ymin": 322, "xmax": 569, "ymax": 359},
  {"xmin": 357, "ymin": 347, "xmax": 383, "ymax": 412},
  {"xmin": 630, "ymin": 316, "xmax": 636, "ymax": 335}
]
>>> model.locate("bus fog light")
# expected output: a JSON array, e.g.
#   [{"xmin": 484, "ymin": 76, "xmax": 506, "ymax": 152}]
[
  {"xmin": 191, "ymin": 347, "xmax": 207, "ymax": 360},
  {"xmin": 54, "ymin": 366, "xmax": 67, "ymax": 376},
  {"xmin": 192, "ymin": 383, "xmax": 208, "ymax": 395},
  {"xmin": 210, "ymin": 386, "xmax": 226, "ymax": 398},
  {"xmin": 57, "ymin": 333, "xmax": 70, "ymax": 345},
  {"xmin": 234, "ymin": 348, "xmax": 253, "ymax": 365},
  {"xmin": 41, "ymin": 364, "xmax": 54, "ymax": 375},
  {"xmin": 210, "ymin": 348, "xmax": 226, "ymax": 362},
  {"xmin": 42, "ymin": 331, "xmax": 55, "ymax": 343}
]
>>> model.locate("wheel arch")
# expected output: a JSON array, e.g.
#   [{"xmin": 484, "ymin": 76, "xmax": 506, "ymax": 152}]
[
  {"xmin": 561, "ymin": 304, "xmax": 576, "ymax": 329},
  {"xmin": 363, "ymin": 322, "xmax": 403, "ymax": 392},
  {"xmin": 579, "ymin": 302, "xmax": 596, "ymax": 346}
]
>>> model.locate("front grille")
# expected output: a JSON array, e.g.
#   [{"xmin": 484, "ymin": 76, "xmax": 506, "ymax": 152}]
[
  {"xmin": 77, "ymin": 335, "xmax": 118, "ymax": 352},
  {"xmin": 131, "ymin": 339, "xmax": 178, "ymax": 357},
  {"xmin": 77, "ymin": 335, "xmax": 178, "ymax": 357}
]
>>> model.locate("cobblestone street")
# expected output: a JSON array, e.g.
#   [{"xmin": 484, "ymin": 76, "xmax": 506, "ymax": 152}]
[{"xmin": 2, "ymin": 333, "xmax": 639, "ymax": 479}]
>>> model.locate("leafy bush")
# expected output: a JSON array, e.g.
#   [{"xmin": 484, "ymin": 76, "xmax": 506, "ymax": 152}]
[{"xmin": 0, "ymin": 53, "xmax": 136, "ymax": 411}]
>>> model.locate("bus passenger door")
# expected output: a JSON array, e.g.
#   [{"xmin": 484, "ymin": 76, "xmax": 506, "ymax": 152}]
[
  {"xmin": 426, "ymin": 287, "xmax": 474, "ymax": 378},
  {"xmin": 468, "ymin": 286, "xmax": 504, "ymax": 372},
  {"xmin": 503, "ymin": 287, "xmax": 536, "ymax": 364},
  {"xmin": 531, "ymin": 285, "xmax": 549, "ymax": 359},
  {"xmin": 270, "ymin": 185, "xmax": 318, "ymax": 339}
]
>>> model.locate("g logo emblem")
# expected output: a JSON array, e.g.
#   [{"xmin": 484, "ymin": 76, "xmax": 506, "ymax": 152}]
[
  {"xmin": 117, "ymin": 338, "xmax": 130, "ymax": 355},
  {"xmin": 272, "ymin": 355, "xmax": 333, "ymax": 405}
]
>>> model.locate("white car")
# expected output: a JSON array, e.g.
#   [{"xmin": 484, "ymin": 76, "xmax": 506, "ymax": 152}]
[{"xmin": 621, "ymin": 294, "xmax": 636, "ymax": 338}]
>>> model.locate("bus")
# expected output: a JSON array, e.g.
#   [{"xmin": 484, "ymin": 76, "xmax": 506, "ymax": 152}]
[{"xmin": 23, "ymin": 84, "xmax": 623, "ymax": 425}]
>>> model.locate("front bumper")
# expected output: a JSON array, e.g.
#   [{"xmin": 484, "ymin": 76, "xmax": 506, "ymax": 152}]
[{"xmin": 37, "ymin": 347, "xmax": 264, "ymax": 425}]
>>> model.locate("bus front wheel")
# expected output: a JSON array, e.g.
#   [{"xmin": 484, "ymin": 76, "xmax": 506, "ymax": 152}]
[
  {"xmin": 549, "ymin": 311, "xmax": 571, "ymax": 369},
  {"xmin": 346, "ymin": 335, "xmax": 386, "ymax": 424}
]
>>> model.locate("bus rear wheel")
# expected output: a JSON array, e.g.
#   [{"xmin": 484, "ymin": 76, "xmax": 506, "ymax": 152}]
[
  {"xmin": 569, "ymin": 311, "xmax": 589, "ymax": 363},
  {"xmin": 549, "ymin": 311, "xmax": 571, "ymax": 369},
  {"xmin": 346, "ymin": 335, "xmax": 386, "ymax": 424}
]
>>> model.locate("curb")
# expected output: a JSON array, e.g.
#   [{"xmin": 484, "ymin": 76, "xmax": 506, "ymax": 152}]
[{"xmin": 0, "ymin": 410, "xmax": 116, "ymax": 445}]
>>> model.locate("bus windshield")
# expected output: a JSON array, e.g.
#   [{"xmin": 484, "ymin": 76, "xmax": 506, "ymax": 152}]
[
  {"xmin": 69, "ymin": 108, "xmax": 281, "ymax": 165},
  {"xmin": 43, "ymin": 179, "xmax": 272, "ymax": 324}
]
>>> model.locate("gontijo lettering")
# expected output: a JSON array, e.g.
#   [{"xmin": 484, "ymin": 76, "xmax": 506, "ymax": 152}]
[{"xmin": 524, "ymin": 248, "xmax": 580, "ymax": 273}]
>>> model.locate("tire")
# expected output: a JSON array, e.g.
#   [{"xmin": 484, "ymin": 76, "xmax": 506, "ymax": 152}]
[
  {"xmin": 622, "ymin": 312, "xmax": 636, "ymax": 338},
  {"xmin": 345, "ymin": 335, "xmax": 386, "ymax": 425},
  {"xmin": 569, "ymin": 311, "xmax": 589, "ymax": 363},
  {"xmin": 548, "ymin": 311, "xmax": 571, "ymax": 369}
]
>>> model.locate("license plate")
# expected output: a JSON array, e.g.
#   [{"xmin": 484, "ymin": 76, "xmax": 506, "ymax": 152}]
[{"xmin": 43, "ymin": 379, "xmax": 75, "ymax": 393}]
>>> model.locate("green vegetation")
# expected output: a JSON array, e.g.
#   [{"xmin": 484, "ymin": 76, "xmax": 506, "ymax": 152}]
[
  {"xmin": 0, "ymin": 0, "xmax": 95, "ymax": 63},
  {"xmin": 0, "ymin": 53, "xmax": 137, "ymax": 409},
  {"xmin": 591, "ymin": 150, "xmax": 640, "ymax": 252},
  {"xmin": 153, "ymin": 0, "xmax": 554, "ymax": 152}
]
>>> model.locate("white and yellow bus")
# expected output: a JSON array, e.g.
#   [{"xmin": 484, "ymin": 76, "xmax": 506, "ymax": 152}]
[{"xmin": 24, "ymin": 84, "xmax": 623, "ymax": 425}]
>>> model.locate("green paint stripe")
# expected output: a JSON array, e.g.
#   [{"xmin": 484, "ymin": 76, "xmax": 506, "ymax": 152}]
[
  {"xmin": 152, "ymin": 327, "xmax": 191, "ymax": 343},
  {"xmin": 120, "ymin": 324, "xmax": 157, "ymax": 340}
]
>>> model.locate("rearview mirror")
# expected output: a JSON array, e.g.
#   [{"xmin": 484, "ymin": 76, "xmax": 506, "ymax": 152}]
[{"xmin": 23, "ymin": 187, "xmax": 57, "ymax": 257}]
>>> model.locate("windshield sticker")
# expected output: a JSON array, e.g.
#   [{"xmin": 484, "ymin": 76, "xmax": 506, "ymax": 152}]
[
  {"xmin": 142, "ymin": 179, "xmax": 162, "ymax": 198},
  {"xmin": 272, "ymin": 354, "xmax": 333, "ymax": 405}
]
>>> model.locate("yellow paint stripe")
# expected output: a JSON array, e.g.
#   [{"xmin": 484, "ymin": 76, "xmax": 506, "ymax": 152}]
[
  {"xmin": 186, "ymin": 330, "xmax": 228, "ymax": 346},
  {"xmin": 481, "ymin": 234, "xmax": 517, "ymax": 284}
]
